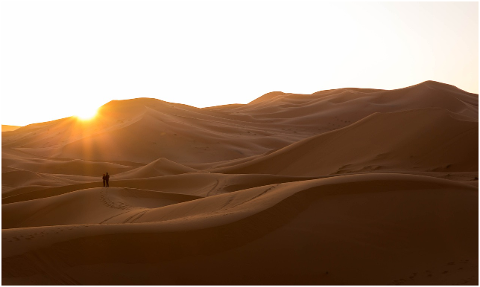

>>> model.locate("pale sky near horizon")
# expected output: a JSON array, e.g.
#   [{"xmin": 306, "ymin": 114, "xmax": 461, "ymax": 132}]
[{"xmin": 1, "ymin": 1, "xmax": 478, "ymax": 126}]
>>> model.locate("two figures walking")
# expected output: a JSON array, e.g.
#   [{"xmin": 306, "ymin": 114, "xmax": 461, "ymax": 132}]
[{"xmin": 102, "ymin": 172, "xmax": 110, "ymax": 187}]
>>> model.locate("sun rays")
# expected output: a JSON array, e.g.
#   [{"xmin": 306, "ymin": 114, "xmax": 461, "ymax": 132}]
[{"xmin": 76, "ymin": 106, "xmax": 99, "ymax": 121}]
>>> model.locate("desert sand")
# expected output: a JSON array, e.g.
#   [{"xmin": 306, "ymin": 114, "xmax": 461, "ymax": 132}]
[
  {"xmin": 2, "ymin": 80, "xmax": 478, "ymax": 284},
  {"xmin": 1, "ymin": 126, "xmax": 21, "ymax": 133}
]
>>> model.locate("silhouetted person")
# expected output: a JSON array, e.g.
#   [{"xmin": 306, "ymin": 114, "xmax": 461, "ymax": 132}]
[
  {"xmin": 102, "ymin": 174, "xmax": 106, "ymax": 187},
  {"xmin": 105, "ymin": 172, "xmax": 110, "ymax": 187}
]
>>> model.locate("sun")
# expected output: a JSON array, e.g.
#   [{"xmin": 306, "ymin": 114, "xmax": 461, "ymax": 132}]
[{"xmin": 76, "ymin": 106, "xmax": 99, "ymax": 121}]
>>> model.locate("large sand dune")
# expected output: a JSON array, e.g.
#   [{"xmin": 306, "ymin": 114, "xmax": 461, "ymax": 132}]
[
  {"xmin": 214, "ymin": 108, "xmax": 477, "ymax": 176},
  {"xmin": 2, "ymin": 81, "xmax": 478, "ymax": 284}
]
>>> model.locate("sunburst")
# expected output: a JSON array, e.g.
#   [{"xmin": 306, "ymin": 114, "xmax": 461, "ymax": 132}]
[{"xmin": 76, "ymin": 106, "xmax": 99, "ymax": 121}]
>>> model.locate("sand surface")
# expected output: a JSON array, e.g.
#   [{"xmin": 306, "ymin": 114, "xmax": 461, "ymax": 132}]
[
  {"xmin": 2, "ymin": 80, "xmax": 478, "ymax": 284},
  {"xmin": 1, "ymin": 126, "xmax": 21, "ymax": 133}
]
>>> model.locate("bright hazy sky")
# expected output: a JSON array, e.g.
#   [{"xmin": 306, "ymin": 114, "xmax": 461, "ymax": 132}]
[{"xmin": 1, "ymin": 1, "xmax": 478, "ymax": 126}]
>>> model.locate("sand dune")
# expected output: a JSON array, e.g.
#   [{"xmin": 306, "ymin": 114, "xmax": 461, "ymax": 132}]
[
  {"xmin": 2, "ymin": 157, "xmax": 132, "ymax": 177},
  {"xmin": 2, "ymin": 174, "xmax": 477, "ymax": 284},
  {"xmin": 1, "ymin": 125, "xmax": 21, "ymax": 132},
  {"xmin": 4, "ymin": 81, "xmax": 476, "ymax": 165},
  {"xmin": 2, "ymin": 168, "xmax": 92, "ymax": 190},
  {"xmin": 53, "ymin": 101, "xmax": 299, "ymax": 164},
  {"xmin": 2, "ymin": 81, "xmax": 478, "ymax": 284},
  {"xmin": 3, "ymin": 172, "xmax": 315, "ymax": 204},
  {"xmin": 208, "ymin": 81, "xmax": 477, "ymax": 130},
  {"xmin": 214, "ymin": 108, "xmax": 478, "ymax": 176},
  {"xmin": 3, "ymin": 187, "xmax": 198, "ymax": 229},
  {"xmin": 114, "ymin": 157, "xmax": 197, "ymax": 179}
]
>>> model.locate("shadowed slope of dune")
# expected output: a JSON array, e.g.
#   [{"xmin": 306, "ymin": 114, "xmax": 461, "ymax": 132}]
[
  {"xmin": 2, "ymin": 168, "xmax": 97, "ymax": 195},
  {"xmin": 2, "ymin": 174, "xmax": 477, "ymax": 284},
  {"xmin": 214, "ymin": 108, "xmax": 478, "ymax": 177},
  {"xmin": 2, "ymin": 187, "xmax": 200, "ymax": 229},
  {"xmin": 2, "ymin": 157, "xmax": 132, "ymax": 177},
  {"xmin": 114, "ymin": 158, "xmax": 197, "ymax": 179}
]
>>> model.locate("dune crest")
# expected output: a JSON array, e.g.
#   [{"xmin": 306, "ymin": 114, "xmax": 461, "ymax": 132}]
[{"xmin": 115, "ymin": 157, "xmax": 198, "ymax": 179}]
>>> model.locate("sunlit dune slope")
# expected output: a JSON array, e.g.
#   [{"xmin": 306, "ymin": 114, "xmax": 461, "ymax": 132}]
[
  {"xmin": 2, "ymin": 125, "xmax": 22, "ymax": 132},
  {"xmin": 213, "ymin": 108, "xmax": 477, "ymax": 176}
]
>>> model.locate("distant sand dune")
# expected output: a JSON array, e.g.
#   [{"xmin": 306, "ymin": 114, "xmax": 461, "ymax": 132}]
[
  {"xmin": 214, "ymin": 108, "xmax": 477, "ymax": 176},
  {"xmin": 2, "ymin": 125, "xmax": 21, "ymax": 132},
  {"xmin": 114, "ymin": 157, "xmax": 197, "ymax": 179}
]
